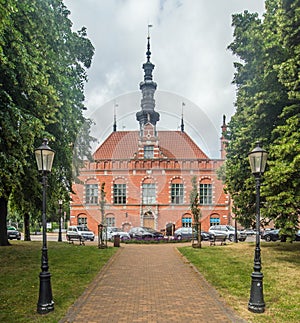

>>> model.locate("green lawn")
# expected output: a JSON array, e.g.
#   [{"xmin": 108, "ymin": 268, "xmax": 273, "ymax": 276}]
[
  {"xmin": 0, "ymin": 241, "xmax": 117, "ymax": 323},
  {"xmin": 178, "ymin": 241, "xmax": 300, "ymax": 323},
  {"xmin": 1, "ymin": 240, "xmax": 299, "ymax": 323}
]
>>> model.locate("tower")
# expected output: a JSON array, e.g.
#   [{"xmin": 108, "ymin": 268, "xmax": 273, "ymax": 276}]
[
  {"xmin": 136, "ymin": 34, "xmax": 160, "ymax": 134},
  {"xmin": 220, "ymin": 115, "xmax": 228, "ymax": 159}
]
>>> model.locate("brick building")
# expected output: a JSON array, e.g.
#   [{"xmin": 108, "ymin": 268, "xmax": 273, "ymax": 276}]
[{"xmin": 70, "ymin": 37, "xmax": 230, "ymax": 235}]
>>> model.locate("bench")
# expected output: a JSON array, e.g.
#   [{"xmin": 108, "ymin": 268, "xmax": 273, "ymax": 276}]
[
  {"xmin": 67, "ymin": 235, "xmax": 85, "ymax": 246},
  {"xmin": 209, "ymin": 235, "xmax": 226, "ymax": 246}
]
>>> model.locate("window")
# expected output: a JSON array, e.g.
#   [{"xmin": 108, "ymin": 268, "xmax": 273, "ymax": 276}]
[
  {"xmin": 142, "ymin": 183, "xmax": 156, "ymax": 204},
  {"xmin": 182, "ymin": 217, "xmax": 192, "ymax": 228},
  {"xmin": 85, "ymin": 184, "xmax": 98, "ymax": 204},
  {"xmin": 144, "ymin": 146, "xmax": 154, "ymax": 159},
  {"xmin": 78, "ymin": 217, "xmax": 87, "ymax": 225},
  {"xmin": 200, "ymin": 183, "xmax": 212, "ymax": 205},
  {"xmin": 113, "ymin": 184, "xmax": 126, "ymax": 204},
  {"xmin": 210, "ymin": 217, "xmax": 220, "ymax": 225},
  {"xmin": 171, "ymin": 183, "xmax": 184, "ymax": 204},
  {"xmin": 106, "ymin": 216, "xmax": 115, "ymax": 227}
]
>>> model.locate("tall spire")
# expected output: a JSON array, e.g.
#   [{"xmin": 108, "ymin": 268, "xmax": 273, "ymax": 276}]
[
  {"xmin": 113, "ymin": 101, "xmax": 118, "ymax": 132},
  {"xmin": 136, "ymin": 26, "xmax": 160, "ymax": 130},
  {"xmin": 181, "ymin": 102, "xmax": 185, "ymax": 132},
  {"xmin": 220, "ymin": 115, "xmax": 228, "ymax": 159}
]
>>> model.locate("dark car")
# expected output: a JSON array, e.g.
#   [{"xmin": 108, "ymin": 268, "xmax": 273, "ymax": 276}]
[
  {"xmin": 262, "ymin": 229, "xmax": 300, "ymax": 242},
  {"xmin": 129, "ymin": 227, "xmax": 163, "ymax": 239},
  {"xmin": 7, "ymin": 226, "xmax": 21, "ymax": 240},
  {"xmin": 261, "ymin": 229, "xmax": 280, "ymax": 242},
  {"xmin": 201, "ymin": 231, "xmax": 212, "ymax": 241}
]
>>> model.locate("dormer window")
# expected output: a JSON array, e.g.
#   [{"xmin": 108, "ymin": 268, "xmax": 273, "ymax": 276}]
[{"xmin": 144, "ymin": 145, "xmax": 154, "ymax": 159}]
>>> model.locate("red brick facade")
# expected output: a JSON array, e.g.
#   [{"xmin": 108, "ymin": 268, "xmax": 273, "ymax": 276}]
[{"xmin": 70, "ymin": 124, "xmax": 230, "ymax": 235}]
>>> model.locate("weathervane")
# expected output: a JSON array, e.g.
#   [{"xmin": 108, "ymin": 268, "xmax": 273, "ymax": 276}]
[{"xmin": 148, "ymin": 24, "xmax": 153, "ymax": 38}]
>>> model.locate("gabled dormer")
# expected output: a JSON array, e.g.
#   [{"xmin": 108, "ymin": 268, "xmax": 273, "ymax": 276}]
[{"xmin": 137, "ymin": 123, "xmax": 161, "ymax": 159}]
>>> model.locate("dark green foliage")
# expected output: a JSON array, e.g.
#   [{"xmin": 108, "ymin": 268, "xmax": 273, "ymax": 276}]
[
  {"xmin": 226, "ymin": 0, "xmax": 299, "ymax": 235},
  {"xmin": 0, "ymin": 0, "xmax": 94, "ymax": 245}
]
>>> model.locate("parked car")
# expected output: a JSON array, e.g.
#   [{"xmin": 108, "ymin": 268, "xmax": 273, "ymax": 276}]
[
  {"xmin": 174, "ymin": 227, "xmax": 195, "ymax": 240},
  {"xmin": 7, "ymin": 226, "xmax": 21, "ymax": 240},
  {"xmin": 261, "ymin": 229, "xmax": 300, "ymax": 242},
  {"xmin": 261, "ymin": 229, "xmax": 280, "ymax": 242},
  {"xmin": 129, "ymin": 227, "xmax": 163, "ymax": 239},
  {"xmin": 106, "ymin": 227, "xmax": 131, "ymax": 241},
  {"xmin": 241, "ymin": 228, "xmax": 256, "ymax": 236},
  {"xmin": 209, "ymin": 225, "xmax": 247, "ymax": 242},
  {"xmin": 66, "ymin": 225, "xmax": 95, "ymax": 241},
  {"xmin": 174, "ymin": 227, "xmax": 212, "ymax": 241},
  {"xmin": 200, "ymin": 231, "xmax": 212, "ymax": 241}
]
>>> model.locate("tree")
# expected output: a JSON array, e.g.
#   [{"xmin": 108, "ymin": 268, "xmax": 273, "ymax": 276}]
[
  {"xmin": 190, "ymin": 176, "xmax": 202, "ymax": 248},
  {"xmin": 0, "ymin": 0, "xmax": 94, "ymax": 245},
  {"xmin": 226, "ymin": 0, "xmax": 299, "ymax": 235},
  {"xmin": 262, "ymin": 0, "xmax": 300, "ymax": 238}
]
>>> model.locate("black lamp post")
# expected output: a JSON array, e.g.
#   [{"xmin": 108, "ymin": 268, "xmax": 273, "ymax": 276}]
[
  {"xmin": 58, "ymin": 200, "xmax": 63, "ymax": 242},
  {"xmin": 35, "ymin": 138, "xmax": 55, "ymax": 314},
  {"xmin": 248, "ymin": 141, "xmax": 268, "ymax": 313}
]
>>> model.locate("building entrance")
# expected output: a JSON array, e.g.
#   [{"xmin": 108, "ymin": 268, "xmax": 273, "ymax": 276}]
[{"xmin": 143, "ymin": 211, "xmax": 154, "ymax": 228}]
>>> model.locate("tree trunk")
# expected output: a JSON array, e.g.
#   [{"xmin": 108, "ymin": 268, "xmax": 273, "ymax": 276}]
[
  {"xmin": 0, "ymin": 196, "xmax": 10, "ymax": 246},
  {"xmin": 198, "ymin": 221, "xmax": 202, "ymax": 248},
  {"xmin": 192, "ymin": 221, "xmax": 202, "ymax": 248},
  {"xmin": 24, "ymin": 212, "xmax": 31, "ymax": 241}
]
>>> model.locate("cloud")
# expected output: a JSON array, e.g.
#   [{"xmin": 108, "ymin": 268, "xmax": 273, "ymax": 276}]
[{"xmin": 64, "ymin": 0, "xmax": 265, "ymax": 158}]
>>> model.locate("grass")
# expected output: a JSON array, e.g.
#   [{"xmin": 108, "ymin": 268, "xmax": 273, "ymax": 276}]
[
  {"xmin": 1, "ymin": 240, "xmax": 299, "ymax": 323},
  {"xmin": 0, "ymin": 241, "xmax": 117, "ymax": 323},
  {"xmin": 178, "ymin": 241, "xmax": 300, "ymax": 323}
]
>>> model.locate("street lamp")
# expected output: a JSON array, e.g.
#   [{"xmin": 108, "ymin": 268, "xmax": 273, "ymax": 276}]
[
  {"xmin": 248, "ymin": 141, "xmax": 268, "ymax": 313},
  {"xmin": 58, "ymin": 200, "xmax": 63, "ymax": 242},
  {"xmin": 35, "ymin": 138, "xmax": 55, "ymax": 314}
]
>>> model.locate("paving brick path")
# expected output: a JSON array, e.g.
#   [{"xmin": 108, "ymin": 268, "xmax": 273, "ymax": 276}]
[{"xmin": 60, "ymin": 243, "xmax": 245, "ymax": 323}]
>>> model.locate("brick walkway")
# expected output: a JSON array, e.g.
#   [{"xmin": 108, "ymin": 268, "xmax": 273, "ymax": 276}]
[{"xmin": 60, "ymin": 243, "xmax": 245, "ymax": 323}]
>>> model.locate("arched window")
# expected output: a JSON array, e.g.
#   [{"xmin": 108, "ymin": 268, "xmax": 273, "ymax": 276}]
[
  {"xmin": 199, "ymin": 179, "xmax": 212, "ymax": 205},
  {"xmin": 113, "ymin": 178, "xmax": 126, "ymax": 205},
  {"xmin": 182, "ymin": 214, "xmax": 192, "ymax": 228},
  {"xmin": 77, "ymin": 214, "xmax": 87, "ymax": 225},
  {"xmin": 105, "ymin": 214, "xmax": 115, "ymax": 227},
  {"xmin": 85, "ymin": 180, "xmax": 98, "ymax": 205},
  {"xmin": 142, "ymin": 178, "xmax": 156, "ymax": 204},
  {"xmin": 210, "ymin": 214, "xmax": 220, "ymax": 226},
  {"xmin": 171, "ymin": 178, "xmax": 184, "ymax": 204}
]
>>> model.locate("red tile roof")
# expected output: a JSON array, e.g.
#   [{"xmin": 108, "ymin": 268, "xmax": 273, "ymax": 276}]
[{"xmin": 93, "ymin": 131, "xmax": 208, "ymax": 160}]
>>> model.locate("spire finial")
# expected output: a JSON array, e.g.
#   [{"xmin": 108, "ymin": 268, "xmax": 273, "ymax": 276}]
[
  {"xmin": 181, "ymin": 102, "xmax": 185, "ymax": 132},
  {"xmin": 113, "ymin": 101, "xmax": 118, "ymax": 132},
  {"xmin": 148, "ymin": 24, "xmax": 152, "ymax": 38},
  {"xmin": 146, "ymin": 24, "xmax": 153, "ymax": 62}
]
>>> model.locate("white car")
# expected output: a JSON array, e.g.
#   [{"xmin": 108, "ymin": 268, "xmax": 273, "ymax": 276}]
[
  {"xmin": 209, "ymin": 225, "xmax": 247, "ymax": 242},
  {"xmin": 106, "ymin": 227, "xmax": 131, "ymax": 241},
  {"xmin": 66, "ymin": 225, "xmax": 95, "ymax": 241}
]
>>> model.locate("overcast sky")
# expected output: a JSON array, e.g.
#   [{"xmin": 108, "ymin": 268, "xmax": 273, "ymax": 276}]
[{"xmin": 64, "ymin": 0, "xmax": 265, "ymax": 158}]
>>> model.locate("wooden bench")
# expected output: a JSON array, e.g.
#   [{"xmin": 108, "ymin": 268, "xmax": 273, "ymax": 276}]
[
  {"xmin": 209, "ymin": 235, "xmax": 226, "ymax": 246},
  {"xmin": 67, "ymin": 236, "xmax": 85, "ymax": 245}
]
